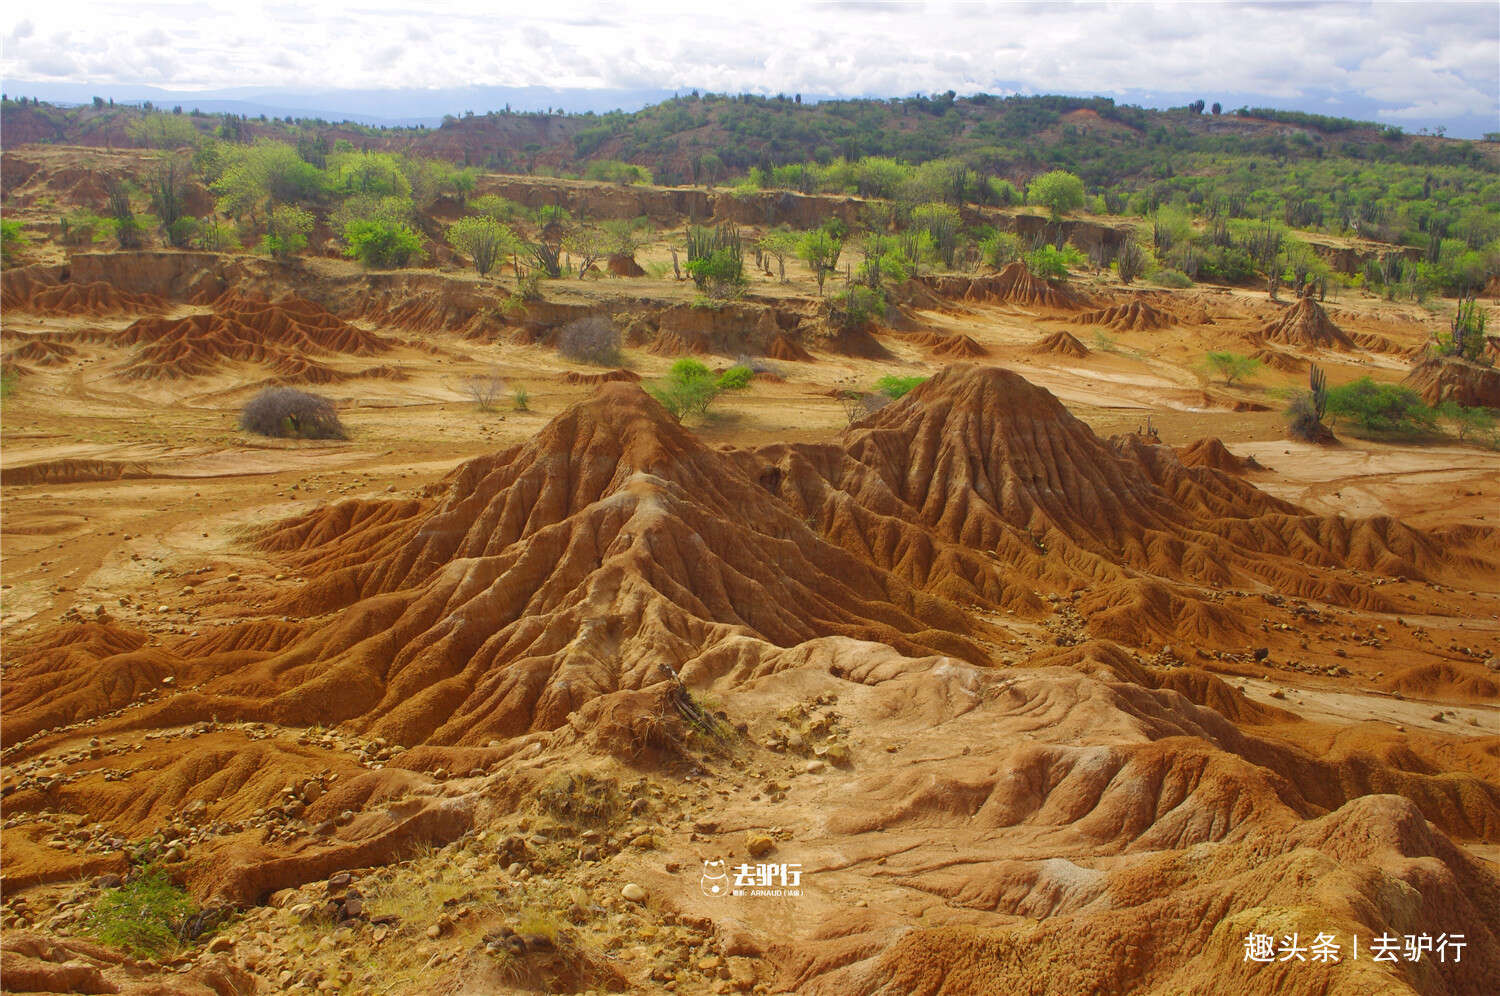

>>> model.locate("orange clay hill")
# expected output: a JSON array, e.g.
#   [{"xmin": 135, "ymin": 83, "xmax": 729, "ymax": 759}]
[{"xmin": 3, "ymin": 363, "xmax": 1497, "ymax": 995}]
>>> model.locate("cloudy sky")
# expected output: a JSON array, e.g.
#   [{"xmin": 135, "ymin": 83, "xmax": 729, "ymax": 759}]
[{"xmin": 3, "ymin": 1, "xmax": 1498, "ymax": 135}]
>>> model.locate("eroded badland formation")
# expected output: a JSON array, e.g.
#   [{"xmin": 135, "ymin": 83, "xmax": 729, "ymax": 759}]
[{"xmin": 1, "ymin": 99, "xmax": 1498, "ymax": 995}]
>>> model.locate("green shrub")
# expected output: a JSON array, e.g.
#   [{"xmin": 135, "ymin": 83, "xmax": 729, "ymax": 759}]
[
  {"xmin": 1431, "ymin": 294, "xmax": 1491, "ymax": 364},
  {"xmin": 979, "ymin": 230, "xmax": 1023, "ymax": 268},
  {"xmin": 84, "ymin": 868, "xmax": 197, "ymax": 957},
  {"xmin": 343, "ymin": 218, "xmax": 423, "ymax": 269},
  {"xmin": 716, "ymin": 364, "xmax": 753, "ymax": 390},
  {"xmin": 194, "ymin": 217, "xmax": 241, "ymax": 252},
  {"xmin": 164, "ymin": 216, "xmax": 198, "ymax": 249},
  {"xmin": 834, "ymin": 284, "xmax": 886, "ymax": 328},
  {"xmin": 1325, "ymin": 377, "xmax": 1437, "ymax": 436},
  {"xmin": 583, "ymin": 159, "xmax": 652, "ymax": 184},
  {"xmin": 1, "ymin": 218, "xmax": 29, "ymax": 264},
  {"xmin": 1024, "ymin": 244, "xmax": 1081, "ymax": 281},
  {"xmin": 60, "ymin": 209, "xmax": 106, "ymax": 246},
  {"xmin": 1435, "ymin": 401, "xmax": 1497, "ymax": 445},
  {"xmin": 258, "ymin": 205, "xmax": 313, "ymax": 259},
  {"xmin": 1152, "ymin": 268, "xmax": 1194, "ymax": 288},
  {"xmin": 685, "ymin": 247, "xmax": 745, "ymax": 298},
  {"xmin": 448, "ymin": 215, "xmax": 517, "ymax": 277},
  {"xmin": 874, "ymin": 374, "xmax": 927, "ymax": 399},
  {"xmin": 649, "ymin": 359, "xmax": 752, "ymax": 419}
]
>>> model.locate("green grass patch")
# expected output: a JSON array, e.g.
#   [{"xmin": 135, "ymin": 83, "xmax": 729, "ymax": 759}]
[
  {"xmin": 874, "ymin": 374, "xmax": 927, "ymax": 400},
  {"xmin": 84, "ymin": 867, "xmax": 197, "ymax": 957}
]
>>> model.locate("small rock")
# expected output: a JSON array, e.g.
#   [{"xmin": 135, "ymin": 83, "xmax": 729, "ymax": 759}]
[
  {"xmin": 621, "ymin": 883, "xmax": 647, "ymax": 903},
  {"xmin": 745, "ymin": 833, "xmax": 775, "ymax": 858}
]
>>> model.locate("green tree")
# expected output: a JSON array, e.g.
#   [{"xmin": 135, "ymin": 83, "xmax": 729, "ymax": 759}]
[
  {"xmin": 1203, "ymin": 350, "xmax": 1262, "ymax": 386},
  {"xmin": 212, "ymin": 140, "xmax": 325, "ymax": 219},
  {"xmin": 1027, "ymin": 170, "xmax": 1086, "ymax": 218},
  {"xmin": 468, "ymin": 195, "xmax": 525, "ymax": 222},
  {"xmin": 103, "ymin": 176, "xmax": 147, "ymax": 249},
  {"xmin": 564, "ymin": 226, "xmax": 612, "ymax": 277},
  {"xmin": 327, "ymin": 150, "xmax": 411, "ymax": 199},
  {"xmin": 260, "ymin": 205, "xmax": 313, "ymax": 259},
  {"xmin": 448, "ymin": 215, "xmax": 517, "ymax": 277},
  {"xmin": 147, "ymin": 155, "xmax": 189, "ymax": 245},
  {"xmin": 126, "ymin": 113, "xmax": 200, "ymax": 150},
  {"xmin": 909, "ymin": 202, "xmax": 961, "ymax": 268},
  {"xmin": 193, "ymin": 217, "xmax": 240, "ymax": 252},
  {"xmin": 798, "ymin": 229, "xmax": 842, "ymax": 294},
  {"xmin": 757, "ymin": 230, "xmax": 800, "ymax": 283}
]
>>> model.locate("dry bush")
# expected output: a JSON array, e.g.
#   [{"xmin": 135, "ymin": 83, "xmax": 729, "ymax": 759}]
[
  {"xmin": 837, "ymin": 390, "xmax": 890, "ymax": 427},
  {"xmin": 239, "ymin": 387, "xmax": 347, "ymax": 439},
  {"xmin": 556, "ymin": 315, "xmax": 622, "ymax": 366},
  {"xmin": 535, "ymin": 771, "xmax": 621, "ymax": 826},
  {"xmin": 462, "ymin": 369, "xmax": 507, "ymax": 411}
]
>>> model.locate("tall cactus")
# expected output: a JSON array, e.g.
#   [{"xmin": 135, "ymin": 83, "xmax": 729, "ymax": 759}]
[{"xmin": 1309, "ymin": 363, "xmax": 1328, "ymax": 421}]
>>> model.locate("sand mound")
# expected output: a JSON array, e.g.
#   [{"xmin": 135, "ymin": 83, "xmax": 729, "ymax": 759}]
[
  {"xmin": 114, "ymin": 295, "xmax": 392, "ymax": 381},
  {"xmin": 2, "ymin": 338, "xmax": 78, "ymax": 367},
  {"xmin": 1403, "ymin": 355, "xmax": 1500, "ymax": 409},
  {"xmin": 1352, "ymin": 331, "xmax": 1412, "ymax": 355},
  {"xmin": 1, "ymin": 267, "xmax": 167, "ymax": 316},
  {"xmin": 905, "ymin": 331, "xmax": 988, "ymax": 358},
  {"xmin": 930, "ymin": 334, "xmax": 988, "ymax": 358},
  {"xmin": 765, "ymin": 332, "xmax": 814, "ymax": 362},
  {"xmin": 560, "ymin": 368, "xmax": 642, "ymax": 385},
  {"xmin": 1074, "ymin": 300, "xmax": 1175, "ymax": 331},
  {"xmin": 920, "ymin": 262, "xmax": 1086, "ymax": 310},
  {"xmin": 606, "ymin": 252, "xmax": 646, "ymax": 277},
  {"xmin": 1250, "ymin": 347, "xmax": 1305, "ymax": 372},
  {"xmin": 647, "ymin": 330, "xmax": 710, "ymax": 355},
  {"xmin": 749, "ymin": 366, "xmax": 1487, "ymax": 639},
  {"xmin": 0, "ymin": 458, "xmax": 151, "ymax": 486},
  {"xmin": 1176, "ymin": 437, "xmax": 1262, "ymax": 474},
  {"xmin": 3, "ymin": 384, "xmax": 987, "ymax": 756},
  {"xmin": 1028, "ymin": 330, "xmax": 1091, "ymax": 357},
  {"xmin": 1257, "ymin": 295, "xmax": 1356, "ymax": 350}
]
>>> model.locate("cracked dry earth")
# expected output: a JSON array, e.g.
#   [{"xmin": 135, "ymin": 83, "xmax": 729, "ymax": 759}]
[{"xmin": 2, "ymin": 251, "xmax": 1499, "ymax": 996}]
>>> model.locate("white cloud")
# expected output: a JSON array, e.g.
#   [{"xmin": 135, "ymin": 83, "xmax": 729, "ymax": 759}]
[{"xmin": 0, "ymin": 0, "xmax": 1494, "ymax": 129}]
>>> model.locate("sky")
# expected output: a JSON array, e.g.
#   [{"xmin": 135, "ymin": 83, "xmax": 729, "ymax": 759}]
[{"xmin": 3, "ymin": 1, "xmax": 1498, "ymax": 136}]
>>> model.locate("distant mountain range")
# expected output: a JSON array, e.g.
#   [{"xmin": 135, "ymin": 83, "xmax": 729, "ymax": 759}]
[
  {"xmin": 2, "ymin": 80, "xmax": 1494, "ymax": 139},
  {"xmin": 1, "ymin": 82, "xmax": 689, "ymax": 126}
]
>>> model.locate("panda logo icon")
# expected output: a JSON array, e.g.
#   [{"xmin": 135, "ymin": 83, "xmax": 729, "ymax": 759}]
[{"xmin": 700, "ymin": 859, "xmax": 729, "ymax": 897}]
